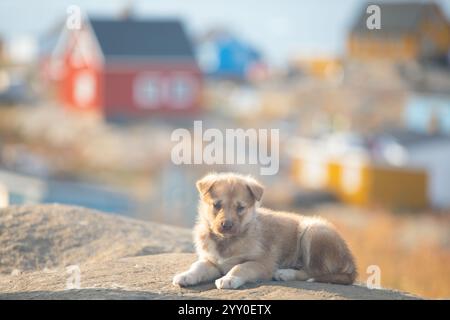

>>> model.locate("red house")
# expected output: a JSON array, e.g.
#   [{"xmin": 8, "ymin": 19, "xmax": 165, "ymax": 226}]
[{"xmin": 51, "ymin": 17, "xmax": 202, "ymax": 119}]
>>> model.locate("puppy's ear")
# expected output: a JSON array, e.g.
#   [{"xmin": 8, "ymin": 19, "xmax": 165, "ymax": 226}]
[
  {"xmin": 196, "ymin": 174, "xmax": 217, "ymax": 197},
  {"xmin": 246, "ymin": 177, "xmax": 264, "ymax": 202}
]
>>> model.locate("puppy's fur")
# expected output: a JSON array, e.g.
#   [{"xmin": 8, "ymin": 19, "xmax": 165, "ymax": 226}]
[{"xmin": 173, "ymin": 172, "xmax": 357, "ymax": 289}]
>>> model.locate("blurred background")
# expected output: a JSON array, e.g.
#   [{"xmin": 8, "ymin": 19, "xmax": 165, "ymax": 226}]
[{"xmin": 0, "ymin": 0, "xmax": 450, "ymax": 298}]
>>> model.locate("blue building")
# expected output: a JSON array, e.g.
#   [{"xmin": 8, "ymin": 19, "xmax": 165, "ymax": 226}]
[
  {"xmin": 404, "ymin": 93, "xmax": 450, "ymax": 135},
  {"xmin": 197, "ymin": 30, "xmax": 263, "ymax": 80}
]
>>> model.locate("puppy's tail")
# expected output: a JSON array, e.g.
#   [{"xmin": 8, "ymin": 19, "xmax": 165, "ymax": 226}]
[{"xmin": 313, "ymin": 270, "xmax": 357, "ymax": 285}]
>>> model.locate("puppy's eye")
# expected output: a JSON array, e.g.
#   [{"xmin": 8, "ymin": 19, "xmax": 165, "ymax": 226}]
[
  {"xmin": 237, "ymin": 205, "xmax": 245, "ymax": 213},
  {"xmin": 213, "ymin": 201, "xmax": 222, "ymax": 210}
]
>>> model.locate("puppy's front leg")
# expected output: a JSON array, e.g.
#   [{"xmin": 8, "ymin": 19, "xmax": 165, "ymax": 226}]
[
  {"xmin": 173, "ymin": 259, "xmax": 221, "ymax": 287},
  {"xmin": 215, "ymin": 261, "xmax": 273, "ymax": 289}
]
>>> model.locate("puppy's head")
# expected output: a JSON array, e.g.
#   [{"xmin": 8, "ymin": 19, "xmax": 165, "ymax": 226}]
[{"xmin": 196, "ymin": 172, "xmax": 264, "ymax": 238}]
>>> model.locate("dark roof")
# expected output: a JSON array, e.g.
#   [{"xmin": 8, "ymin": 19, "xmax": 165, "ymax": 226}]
[
  {"xmin": 350, "ymin": 2, "xmax": 443, "ymax": 36},
  {"xmin": 88, "ymin": 18, "xmax": 196, "ymax": 61}
]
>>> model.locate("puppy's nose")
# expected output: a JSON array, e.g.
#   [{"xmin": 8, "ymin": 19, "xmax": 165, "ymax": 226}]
[{"xmin": 221, "ymin": 220, "xmax": 233, "ymax": 231}]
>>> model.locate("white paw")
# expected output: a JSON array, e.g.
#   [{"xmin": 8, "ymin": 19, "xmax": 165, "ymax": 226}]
[
  {"xmin": 215, "ymin": 275, "xmax": 244, "ymax": 289},
  {"xmin": 172, "ymin": 272, "xmax": 198, "ymax": 287},
  {"xmin": 273, "ymin": 269, "xmax": 296, "ymax": 281}
]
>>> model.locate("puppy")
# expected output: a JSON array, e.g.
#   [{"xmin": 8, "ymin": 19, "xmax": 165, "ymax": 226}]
[{"xmin": 173, "ymin": 172, "xmax": 357, "ymax": 289}]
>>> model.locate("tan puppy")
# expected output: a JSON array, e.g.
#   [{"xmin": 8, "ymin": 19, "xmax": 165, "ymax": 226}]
[{"xmin": 173, "ymin": 172, "xmax": 357, "ymax": 289}]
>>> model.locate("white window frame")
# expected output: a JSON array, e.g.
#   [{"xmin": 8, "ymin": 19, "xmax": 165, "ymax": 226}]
[
  {"xmin": 133, "ymin": 73, "xmax": 161, "ymax": 109},
  {"xmin": 167, "ymin": 73, "xmax": 196, "ymax": 109}
]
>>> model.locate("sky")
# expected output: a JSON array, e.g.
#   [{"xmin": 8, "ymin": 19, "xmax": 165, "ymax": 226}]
[{"xmin": 1, "ymin": 0, "xmax": 450, "ymax": 65}]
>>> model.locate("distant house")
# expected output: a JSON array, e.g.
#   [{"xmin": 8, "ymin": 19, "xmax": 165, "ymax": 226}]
[
  {"xmin": 197, "ymin": 30, "xmax": 265, "ymax": 81},
  {"xmin": 50, "ymin": 17, "xmax": 202, "ymax": 119},
  {"xmin": 290, "ymin": 135, "xmax": 429, "ymax": 210},
  {"xmin": 291, "ymin": 131, "xmax": 450, "ymax": 210},
  {"xmin": 348, "ymin": 2, "xmax": 450, "ymax": 62},
  {"xmin": 371, "ymin": 130, "xmax": 450, "ymax": 209},
  {"xmin": 404, "ymin": 93, "xmax": 450, "ymax": 135}
]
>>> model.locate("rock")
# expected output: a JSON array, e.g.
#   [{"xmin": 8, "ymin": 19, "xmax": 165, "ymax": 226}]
[
  {"xmin": 0, "ymin": 204, "xmax": 194, "ymax": 274},
  {"xmin": 0, "ymin": 205, "xmax": 420, "ymax": 300},
  {"xmin": 0, "ymin": 253, "xmax": 420, "ymax": 300}
]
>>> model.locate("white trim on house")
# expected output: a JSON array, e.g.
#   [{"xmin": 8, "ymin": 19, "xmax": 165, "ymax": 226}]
[
  {"xmin": 49, "ymin": 14, "xmax": 105, "ymax": 78},
  {"xmin": 167, "ymin": 72, "xmax": 197, "ymax": 109},
  {"xmin": 83, "ymin": 16, "xmax": 105, "ymax": 66},
  {"xmin": 73, "ymin": 70, "xmax": 96, "ymax": 107},
  {"xmin": 133, "ymin": 72, "xmax": 197, "ymax": 110},
  {"xmin": 133, "ymin": 72, "xmax": 162, "ymax": 109}
]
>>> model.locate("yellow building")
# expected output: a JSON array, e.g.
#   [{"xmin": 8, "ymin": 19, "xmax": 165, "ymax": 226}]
[
  {"xmin": 292, "ymin": 156, "xmax": 428, "ymax": 210},
  {"xmin": 290, "ymin": 137, "xmax": 428, "ymax": 210},
  {"xmin": 290, "ymin": 56, "xmax": 343, "ymax": 79},
  {"xmin": 348, "ymin": 2, "xmax": 450, "ymax": 62}
]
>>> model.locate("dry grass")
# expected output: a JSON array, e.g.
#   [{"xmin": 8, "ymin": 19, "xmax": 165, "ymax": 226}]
[{"xmin": 319, "ymin": 206, "xmax": 450, "ymax": 299}]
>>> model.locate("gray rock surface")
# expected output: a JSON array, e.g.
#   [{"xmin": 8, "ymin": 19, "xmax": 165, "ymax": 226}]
[{"xmin": 0, "ymin": 205, "xmax": 420, "ymax": 300}]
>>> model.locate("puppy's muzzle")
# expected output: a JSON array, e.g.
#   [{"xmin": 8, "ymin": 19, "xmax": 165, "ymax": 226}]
[{"xmin": 219, "ymin": 220, "xmax": 234, "ymax": 233}]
